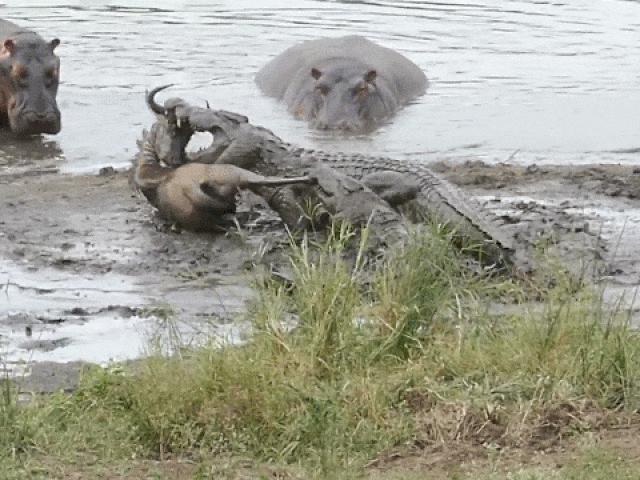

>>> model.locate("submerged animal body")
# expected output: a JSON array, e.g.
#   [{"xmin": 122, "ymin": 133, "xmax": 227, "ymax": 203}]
[
  {"xmin": 255, "ymin": 35, "xmax": 428, "ymax": 132},
  {"xmin": 134, "ymin": 127, "xmax": 314, "ymax": 231},
  {"xmin": 0, "ymin": 19, "xmax": 61, "ymax": 135}
]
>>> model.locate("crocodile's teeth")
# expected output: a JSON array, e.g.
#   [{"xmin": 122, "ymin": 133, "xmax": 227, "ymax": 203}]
[{"xmin": 176, "ymin": 118, "xmax": 182, "ymax": 128}]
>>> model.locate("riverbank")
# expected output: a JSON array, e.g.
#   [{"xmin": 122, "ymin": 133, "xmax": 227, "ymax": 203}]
[
  {"xmin": 2, "ymin": 161, "xmax": 640, "ymax": 388},
  {"xmin": 433, "ymin": 160, "xmax": 640, "ymax": 288},
  {"xmin": 2, "ymin": 160, "xmax": 640, "ymax": 478},
  {"xmin": 0, "ymin": 168, "xmax": 281, "ymax": 386}
]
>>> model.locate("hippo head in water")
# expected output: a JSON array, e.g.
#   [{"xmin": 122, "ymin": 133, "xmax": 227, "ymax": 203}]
[
  {"xmin": 298, "ymin": 64, "xmax": 398, "ymax": 132},
  {"xmin": 0, "ymin": 34, "xmax": 61, "ymax": 135},
  {"xmin": 256, "ymin": 36, "xmax": 428, "ymax": 133}
]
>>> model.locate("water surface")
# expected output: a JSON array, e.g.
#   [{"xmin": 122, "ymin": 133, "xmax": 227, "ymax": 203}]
[{"xmin": 1, "ymin": 0, "xmax": 638, "ymax": 172}]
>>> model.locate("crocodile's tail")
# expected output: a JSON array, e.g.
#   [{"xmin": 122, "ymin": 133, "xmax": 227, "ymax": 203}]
[{"xmin": 307, "ymin": 152, "xmax": 515, "ymax": 269}]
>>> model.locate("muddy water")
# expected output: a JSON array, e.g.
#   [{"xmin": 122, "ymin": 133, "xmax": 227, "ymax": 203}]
[
  {"xmin": 1, "ymin": 0, "xmax": 639, "ymax": 173},
  {"xmin": 0, "ymin": 251, "xmax": 249, "ymax": 371},
  {"xmin": 0, "ymin": 259, "xmax": 148, "ymax": 369}
]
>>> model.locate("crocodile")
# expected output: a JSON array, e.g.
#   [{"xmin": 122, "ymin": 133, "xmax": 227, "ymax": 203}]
[{"xmin": 143, "ymin": 85, "xmax": 515, "ymax": 266}]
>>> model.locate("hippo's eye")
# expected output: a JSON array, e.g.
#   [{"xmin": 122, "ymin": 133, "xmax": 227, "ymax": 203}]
[
  {"xmin": 44, "ymin": 69, "xmax": 57, "ymax": 87},
  {"xmin": 12, "ymin": 65, "xmax": 28, "ymax": 86},
  {"xmin": 316, "ymin": 85, "xmax": 330, "ymax": 96}
]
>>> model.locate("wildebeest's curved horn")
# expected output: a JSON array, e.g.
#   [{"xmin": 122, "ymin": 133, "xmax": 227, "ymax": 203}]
[{"xmin": 146, "ymin": 84, "xmax": 174, "ymax": 115}]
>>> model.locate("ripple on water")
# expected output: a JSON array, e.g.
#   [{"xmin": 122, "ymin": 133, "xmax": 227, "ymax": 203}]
[
  {"xmin": 0, "ymin": 260, "xmax": 148, "ymax": 365},
  {"xmin": 0, "ymin": 0, "xmax": 638, "ymax": 172},
  {"xmin": 0, "ymin": 259, "xmax": 249, "ymax": 369}
]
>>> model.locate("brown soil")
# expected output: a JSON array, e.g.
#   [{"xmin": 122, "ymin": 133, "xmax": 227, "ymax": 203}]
[
  {"xmin": 30, "ymin": 420, "xmax": 640, "ymax": 479},
  {"xmin": 366, "ymin": 420, "xmax": 640, "ymax": 479}
]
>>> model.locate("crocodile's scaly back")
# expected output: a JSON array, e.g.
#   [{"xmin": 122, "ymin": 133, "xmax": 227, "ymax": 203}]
[
  {"xmin": 238, "ymin": 133, "xmax": 514, "ymax": 264},
  {"xmin": 285, "ymin": 148, "xmax": 514, "ymax": 263}
]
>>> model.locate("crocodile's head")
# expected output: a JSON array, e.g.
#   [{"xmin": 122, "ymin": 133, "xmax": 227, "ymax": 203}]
[{"xmin": 145, "ymin": 85, "xmax": 249, "ymax": 166}]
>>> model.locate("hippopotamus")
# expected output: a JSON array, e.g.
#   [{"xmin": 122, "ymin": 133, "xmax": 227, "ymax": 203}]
[
  {"xmin": 0, "ymin": 19, "xmax": 61, "ymax": 135},
  {"xmin": 255, "ymin": 35, "xmax": 428, "ymax": 132}
]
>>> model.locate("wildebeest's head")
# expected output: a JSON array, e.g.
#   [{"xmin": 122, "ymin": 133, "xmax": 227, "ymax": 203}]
[
  {"xmin": 0, "ymin": 34, "xmax": 61, "ymax": 135},
  {"xmin": 146, "ymin": 84, "xmax": 253, "ymax": 167},
  {"xmin": 301, "ymin": 65, "xmax": 397, "ymax": 132}
]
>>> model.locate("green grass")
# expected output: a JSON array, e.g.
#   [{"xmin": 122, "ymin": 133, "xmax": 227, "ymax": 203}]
[{"xmin": 1, "ymin": 224, "xmax": 640, "ymax": 479}]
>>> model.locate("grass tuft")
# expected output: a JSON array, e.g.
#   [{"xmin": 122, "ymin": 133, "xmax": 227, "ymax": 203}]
[{"xmin": 2, "ymin": 223, "xmax": 640, "ymax": 478}]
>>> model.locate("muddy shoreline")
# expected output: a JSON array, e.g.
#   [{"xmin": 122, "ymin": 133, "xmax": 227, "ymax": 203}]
[{"xmin": 1, "ymin": 160, "xmax": 639, "ymax": 392}]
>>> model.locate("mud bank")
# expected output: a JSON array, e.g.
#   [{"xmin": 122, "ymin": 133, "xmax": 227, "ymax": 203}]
[
  {"xmin": 431, "ymin": 160, "xmax": 640, "ymax": 200},
  {"xmin": 0, "ymin": 170, "xmax": 277, "ymax": 391},
  {"xmin": 433, "ymin": 161, "xmax": 640, "ymax": 268},
  {"xmin": 1, "ymin": 160, "xmax": 639, "ymax": 392},
  {"xmin": 433, "ymin": 160, "xmax": 640, "ymax": 313}
]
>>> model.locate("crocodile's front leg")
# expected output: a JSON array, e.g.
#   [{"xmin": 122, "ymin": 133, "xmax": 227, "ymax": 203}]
[
  {"xmin": 361, "ymin": 171, "xmax": 421, "ymax": 208},
  {"xmin": 254, "ymin": 165, "xmax": 408, "ymax": 252}
]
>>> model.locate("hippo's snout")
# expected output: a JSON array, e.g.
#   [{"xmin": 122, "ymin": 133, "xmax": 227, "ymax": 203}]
[
  {"xmin": 12, "ymin": 109, "xmax": 61, "ymax": 135},
  {"xmin": 24, "ymin": 111, "xmax": 50, "ymax": 122},
  {"xmin": 312, "ymin": 117, "xmax": 366, "ymax": 133}
]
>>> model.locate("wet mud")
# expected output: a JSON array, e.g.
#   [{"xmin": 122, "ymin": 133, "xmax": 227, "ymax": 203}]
[
  {"xmin": 432, "ymin": 160, "xmax": 640, "ymax": 313},
  {"xmin": 430, "ymin": 160, "xmax": 640, "ymax": 200},
  {"xmin": 0, "ymin": 169, "xmax": 278, "ymax": 390},
  {"xmin": 1, "ymin": 160, "xmax": 639, "ymax": 392}
]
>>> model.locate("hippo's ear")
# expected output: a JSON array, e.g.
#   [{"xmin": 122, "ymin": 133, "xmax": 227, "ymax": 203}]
[
  {"xmin": 50, "ymin": 39, "xmax": 60, "ymax": 51},
  {"xmin": 3, "ymin": 39, "xmax": 16, "ymax": 56},
  {"xmin": 311, "ymin": 68, "xmax": 322, "ymax": 80},
  {"xmin": 364, "ymin": 70, "xmax": 377, "ymax": 84}
]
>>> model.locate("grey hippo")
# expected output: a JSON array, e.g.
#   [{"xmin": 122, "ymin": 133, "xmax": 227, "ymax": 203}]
[
  {"xmin": 0, "ymin": 19, "xmax": 61, "ymax": 135},
  {"xmin": 255, "ymin": 35, "xmax": 428, "ymax": 132}
]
